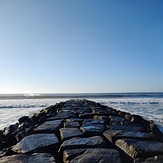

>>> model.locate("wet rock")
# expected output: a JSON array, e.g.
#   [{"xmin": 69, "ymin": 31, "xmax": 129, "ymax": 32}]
[
  {"xmin": 4, "ymin": 128, "xmax": 21, "ymax": 147},
  {"xmin": 71, "ymin": 107, "xmax": 92, "ymax": 114},
  {"xmin": 63, "ymin": 149, "xmax": 87, "ymax": 163},
  {"xmin": 131, "ymin": 115, "xmax": 153, "ymax": 132},
  {"xmin": 92, "ymin": 105, "xmax": 116, "ymax": 112},
  {"xmin": 134, "ymin": 155, "xmax": 163, "ymax": 163},
  {"xmin": 31, "ymin": 113, "xmax": 46, "ymax": 124},
  {"xmin": 0, "ymin": 153, "xmax": 56, "ymax": 163},
  {"xmin": 34, "ymin": 120, "xmax": 63, "ymax": 133},
  {"xmin": 18, "ymin": 121, "xmax": 35, "ymax": 132},
  {"xmin": 94, "ymin": 115, "xmax": 111, "ymax": 124},
  {"xmin": 58, "ymin": 107, "xmax": 72, "ymax": 113},
  {"xmin": 46, "ymin": 111, "xmax": 57, "ymax": 118},
  {"xmin": 61, "ymin": 136, "xmax": 106, "ymax": 150},
  {"xmin": 59, "ymin": 128, "xmax": 83, "ymax": 141},
  {"xmin": 118, "ymin": 110, "xmax": 127, "ymax": 115},
  {"xmin": 18, "ymin": 116, "xmax": 33, "ymax": 124},
  {"xmin": 15, "ymin": 131, "xmax": 27, "ymax": 142},
  {"xmin": 108, "ymin": 124, "xmax": 144, "ymax": 132},
  {"xmin": 91, "ymin": 107, "xmax": 111, "ymax": 115},
  {"xmin": 47, "ymin": 112, "xmax": 77, "ymax": 121},
  {"xmin": 79, "ymin": 113, "xmax": 105, "ymax": 118},
  {"xmin": 115, "ymin": 138, "xmax": 163, "ymax": 159},
  {"xmin": 12, "ymin": 133, "xmax": 59, "ymax": 154},
  {"xmin": 80, "ymin": 123, "xmax": 105, "ymax": 136},
  {"xmin": 4, "ymin": 134, "xmax": 17, "ymax": 147},
  {"xmin": 70, "ymin": 148, "xmax": 122, "ymax": 163},
  {"xmin": 2, "ymin": 124, "xmax": 18, "ymax": 141},
  {"xmin": 104, "ymin": 130, "xmax": 155, "ymax": 143},
  {"xmin": 44, "ymin": 105, "xmax": 58, "ymax": 113},
  {"xmin": 64, "ymin": 121, "xmax": 80, "ymax": 128},
  {"xmin": 0, "ymin": 148, "xmax": 14, "ymax": 157},
  {"xmin": 0, "ymin": 142, "xmax": 5, "ymax": 151},
  {"xmin": 82, "ymin": 119, "xmax": 105, "ymax": 124},
  {"xmin": 125, "ymin": 113, "xmax": 132, "ymax": 121},
  {"xmin": 110, "ymin": 115, "xmax": 132, "ymax": 125},
  {"xmin": 18, "ymin": 119, "xmax": 35, "ymax": 138},
  {"xmin": 66, "ymin": 118, "xmax": 83, "ymax": 123}
]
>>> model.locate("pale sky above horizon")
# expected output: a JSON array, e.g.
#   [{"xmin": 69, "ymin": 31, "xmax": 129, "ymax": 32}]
[{"xmin": 0, "ymin": 0, "xmax": 163, "ymax": 93}]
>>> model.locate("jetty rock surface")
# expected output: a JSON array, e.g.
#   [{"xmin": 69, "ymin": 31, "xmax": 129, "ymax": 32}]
[{"xmin": 0, "ymin": 99, "xmax": 163, "ymax": 163}]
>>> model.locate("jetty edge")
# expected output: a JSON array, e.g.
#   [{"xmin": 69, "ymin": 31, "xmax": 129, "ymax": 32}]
[{"xmin": 0, "ymin": 99, "xmax": 163, "ymax": 163}]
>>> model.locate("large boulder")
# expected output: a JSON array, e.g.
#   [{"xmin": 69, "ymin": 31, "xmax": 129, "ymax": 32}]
[
  {"xmin": 34, "ymin": 120, "xmax": 63, "ymax": 133},
  {"xmin": 70, "ymin": 148, "xmax": 122, "ymax": 163},
  {"xmin": 59, "ymin": 128, "xmax": 83, "ymax": 141},
  {"xmin": 12, "ymin": 133, "xmax": 59, "ymax": 155},
  {"xmin": 61, "ymin": 136, "xmax": 106, "ymax": 150},
  {"xmin": 134, "ymin": 155, "xmax": 163, "ymax": 163},
  {"xmin": 104, "ymin": 130, "xmax": 155, "ymax": 143},
  {"xmin": 80, "ymin": 123, "xmax": 105, "ymax": 136},
  {"xmin": 63, "ymin": 149, "xmax": 88, "ymax": 163},
  {"xmin": 1, "ymin": 124, "xmax": 18, "ymax": 146},
  {"xmin": 115, "ymin": 138, "xmax": 163, "ymax": 159},
  {"xmin": 64, "ymin": 121, "xmax": 80, "ymax": 128},
  {"xmin": 0, "ymin": 153, "xmax": 56, "ymax": 163}
]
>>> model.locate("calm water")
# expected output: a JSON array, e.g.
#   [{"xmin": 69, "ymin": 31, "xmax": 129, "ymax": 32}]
[{"xmin": 0, "ymin": 93, "xmax": 163, "ymax": 132}]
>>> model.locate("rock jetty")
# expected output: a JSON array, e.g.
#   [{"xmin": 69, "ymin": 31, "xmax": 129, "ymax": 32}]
[{"xmin": 0, "ymin": 99, "xmax": 163, "ymax": 163}]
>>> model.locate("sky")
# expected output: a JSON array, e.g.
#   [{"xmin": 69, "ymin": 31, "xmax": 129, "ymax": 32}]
[{"xmin": 0, "ymin": 0, "xmax": 163, "ymax": 93}]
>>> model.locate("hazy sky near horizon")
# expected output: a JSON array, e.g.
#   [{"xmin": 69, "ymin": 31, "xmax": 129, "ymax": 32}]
[{"xmin": 0, "ymin": 0, "xmax": 163, "ymax": 93}]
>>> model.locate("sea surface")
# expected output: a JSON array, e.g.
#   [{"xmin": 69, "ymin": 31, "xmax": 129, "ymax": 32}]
[{"xmin": 0, "ymin": 93, "xmax": 163, "ymax": 132}]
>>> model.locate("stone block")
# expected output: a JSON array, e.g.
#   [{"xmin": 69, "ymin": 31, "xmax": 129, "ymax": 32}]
[
  {"xmin": 82, "ymin": 119, "xmax": 105, "ymax": 124},
  {"xmin": 61, "ymin": 136, "xmax": 106, "ymax": 150},
  {"xmin": 134, "ymin": 155, "xmax": 163, "ymax": 163},
  {"xmin": 94, "ymin": 115, "xmax": 111, "ymax": 124},
  {"xmin": 59, "ymin": 128, "xmax": 83, "ymax": 141},
  {"xmin": 63, "ymin": 149, "xmax": 87, "ymax": 163},
  {"xmin": 104, "ymin": 130, "xmax": 155, "ymax": 143},
  {"xmin": 0, "ymin": 153, "xmax": 56, "ymax": 163},
  {"xmin": 34, "ymin": 120, "xmax": 63, "ymax": 133},
  {"xmin": 64, "ymin": 121, "xmax": 80, "ymax": 128},
  {"xmin": 80, "ymin": 123, "xmax": 105, "ymax": 136},
  {"xmin": 47, "ymin": 112, "xmax": 77, "ymax": 121},
  {"xmin": 70, "ymin": 148, "xmax": 122, "ymax": 163},
  {"xmin": 12, "ymin": 133, "xmax": 59, "ymax": 154},
  {"xmin": 110, "ymin": 115, "xmax": 132, "ymax": 125},
  {"xmin": 115, "ymin": 139, "xmax": 163, "ymax": 159}
]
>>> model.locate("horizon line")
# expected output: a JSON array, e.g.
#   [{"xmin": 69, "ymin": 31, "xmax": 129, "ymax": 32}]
[{"xmin": 0, "ymin": 91, "xmax": 163, "ymax": 95}]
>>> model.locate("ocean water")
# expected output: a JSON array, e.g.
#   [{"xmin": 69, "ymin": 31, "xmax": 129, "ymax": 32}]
[{"xmin": 0, "ymin": 93, "xmax": 163, "ymax": 132}]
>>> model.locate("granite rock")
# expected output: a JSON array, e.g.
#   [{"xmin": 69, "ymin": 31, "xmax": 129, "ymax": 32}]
[
  {"xmin": 115, "ymin": 138, "xmax": 163, "ymax": 158},
  {"xmin": 59, "ymin": 128, "xmax": 83, "ymax": 141},
  {"xmin": 12, "ymin": 133, "xmax": 59, "ymax": 154},
  {"xmin": 0, "ymin": 153, "xmax": 56, "ymax": 163},
  {"xmin": 80, "ymin": 123, "xmax": 105, "ymax": 136},
  {"xmin": 70, "ymin": 148, "xmax": 122, "ymax": 163},
  {"xmin": 64, "ymin": 121, "xmax": 80, "ymax": 128},
  {"xmin": 34, "ymin": 120, "xmax": 63, "ymax": 133},
  {"xmin": 61, "ymin": 136, "xmax": 106, "ymax": 150},
  {"xmin": 134, "ymin": 155, "xmax": 163, "ymax": 163},
  {"xmin": 104, "ymin": 130, "xmax": 155, "ymax": 143},
  {"xmin": 63, "ymin": 149, "xmax": 87, "ymax": 163}
]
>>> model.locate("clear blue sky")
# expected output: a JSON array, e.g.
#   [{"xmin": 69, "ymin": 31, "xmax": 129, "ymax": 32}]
[{"xmin": 0, "ymin": 0, "xmax": 163, "ymax": 93}]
